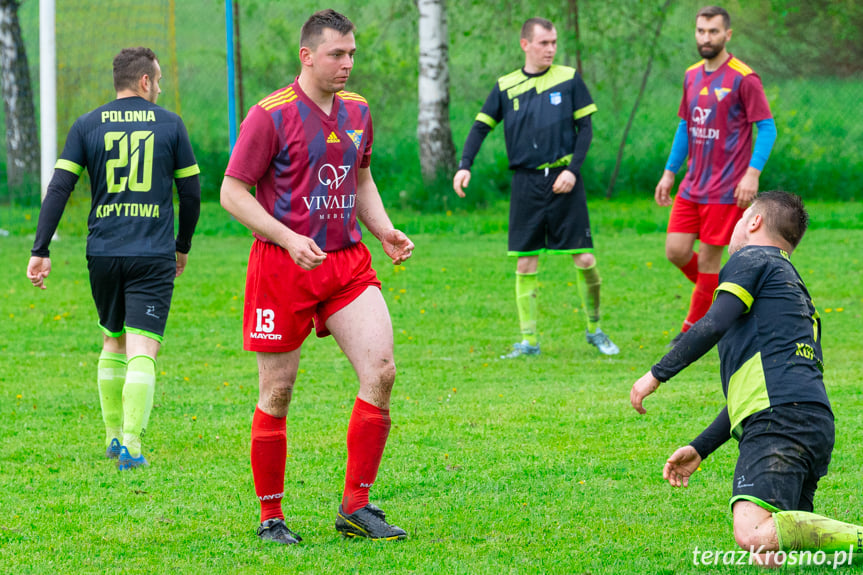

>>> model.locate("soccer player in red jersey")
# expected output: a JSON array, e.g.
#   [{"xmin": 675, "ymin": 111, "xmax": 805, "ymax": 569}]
[
  {"xmin": 220, "ymin": 9, "xmax": 413, "ymax": 545},
  {"xmin": 655, "ymin": 6, "xmax": 776, "ymax": 345}
]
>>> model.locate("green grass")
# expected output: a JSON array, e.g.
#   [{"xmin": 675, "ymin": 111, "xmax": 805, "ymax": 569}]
[{"xmin": 2, "ymin": 200, "xmax": 863, "ymax": 573}]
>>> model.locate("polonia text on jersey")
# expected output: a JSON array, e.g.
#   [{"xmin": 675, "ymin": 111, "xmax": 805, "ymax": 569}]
[{"xmin": 101, "ymin": 110, "xmax": 157, "ymax": 123}]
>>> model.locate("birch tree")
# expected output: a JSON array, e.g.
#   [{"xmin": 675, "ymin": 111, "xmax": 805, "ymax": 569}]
[
  {"xmin": 0, "ymin": 0, "xmax": 39, "ymax": 201},
  {"xmin": 417, "ymin": 0, "xmax": 455, "ymax": 182}
]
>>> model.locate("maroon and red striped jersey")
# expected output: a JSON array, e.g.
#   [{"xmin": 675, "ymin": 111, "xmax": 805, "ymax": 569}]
[
  {"xmin": 226, "ymin": 79, "xmax": 373, "ymax": 252},
  {"xmin": 677, "ymin": 55, "xmax": 772, "ymax": 205}
]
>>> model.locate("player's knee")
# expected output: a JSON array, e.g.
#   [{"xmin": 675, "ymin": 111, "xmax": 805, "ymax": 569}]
[
  {"xmin": 665, "ymin": 245, "xmax": 690, "ymax": 267},
  {"xmin": 265, "ymin": 383, "xmax": 294, "ymax": 408},
  {"xmin": 259, "ymin": 372, "xmax": 296, "ymax": 403},
  {"xmin": 366, "ymin": 358, "xmax": 396, "ymax": 394},
  {"xmin": 573, "ymin": 253, "xmax": 596, "ymax": 268},
  {"xmin": 377, "ymin": 358, "xmax": 396, "ymax": 387},
  {"xmin": 733, "ymin": 521, "xmax": 776, "ymax": 552}
]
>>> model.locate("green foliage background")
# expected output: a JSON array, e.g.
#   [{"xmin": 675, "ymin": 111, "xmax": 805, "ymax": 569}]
[{"xmin": 1, "ymin": 0, "xmax": 861, "ymax": 208}]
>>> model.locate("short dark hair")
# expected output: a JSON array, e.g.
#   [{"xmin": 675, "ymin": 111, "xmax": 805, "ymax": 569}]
[
  {"xmin": 751, "ymin": 191, "xmax": 809, "ymax": 250},
  {"xmin": 521, "ymin": 18, "xmax": 554, "ymax": 41},
  {"xmin": 300, "ymin": 9, "xmax": 355, "ymax": 50},
  {"xmin": 113, "ymin": 47, "xmax": 158, "ymax": 92},
  {"xmin": 696, "ymin": 6, "xmax": 730, "ymax": 29}
]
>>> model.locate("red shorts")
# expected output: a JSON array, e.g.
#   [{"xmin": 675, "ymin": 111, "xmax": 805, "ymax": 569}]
[
  {"xmin": 667, "ymin": 196, "xmax": 745, "ymax": 246},
  {"xmin": 243, "ymin": 240, "xmax": 381, "ymax": 352}
]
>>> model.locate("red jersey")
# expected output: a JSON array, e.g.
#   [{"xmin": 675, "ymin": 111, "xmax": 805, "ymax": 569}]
[
  {"xmin": 225, "ymin": 79, "xmax": 373, "ymax": 252},
  {"xmin": 677, "ymin": 55, "xmax": 772, "ymax": 204}
]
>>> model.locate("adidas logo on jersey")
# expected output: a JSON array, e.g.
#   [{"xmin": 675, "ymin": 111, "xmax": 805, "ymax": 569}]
[{"xmin": 326, "ymin": 131, "xmax": 341, "ymax": 144}]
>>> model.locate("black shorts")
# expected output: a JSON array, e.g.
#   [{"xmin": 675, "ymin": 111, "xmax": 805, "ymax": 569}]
[
  {"xmin": 508, "ymin": 168, "xmax": 594, "ymax": 255},
  {"xmin": 87, "ymin": 256, "xmax": 176, "ymax": 342},
  {"xmin": 731, "ymin": 403, "xmax": 834, "ymax": 513}
]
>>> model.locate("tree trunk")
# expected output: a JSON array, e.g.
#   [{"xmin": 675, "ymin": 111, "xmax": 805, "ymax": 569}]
[
  {"xmin": 0, "ymin": 0, "xmax": 40, "ymax": 202},
  {"xmin": 606, "ymin": 0, "xmax": 674, "ymax": 198},
  {"xmin": 566, "ymin": 0, "xmax": 583, "ymax": 76},
  {"xmin": 417, "ymin": 0, "xmax": 456, "ymax": 183}
]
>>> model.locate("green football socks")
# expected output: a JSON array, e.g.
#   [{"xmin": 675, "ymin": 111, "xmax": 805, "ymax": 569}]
[
  {"xmin": 515, "ymin": 272, "xmax": 539, "ymax": 346},
  {"xmin": 576, "ymin": 264, "xmax": 602, "ymax": 332},
  {"xmin": 97, "ymin": 350, "xmax": 126, "ymax": 447},
  {"xmin": 122, "ymin": 355, "xmax": 156, "ymax": 458},
  {"xmin": 774, "ymin": 510, "xmax": 863, "ymax": 559}
]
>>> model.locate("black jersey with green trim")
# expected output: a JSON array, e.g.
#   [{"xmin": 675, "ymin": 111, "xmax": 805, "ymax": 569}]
[
  {"xmin": 715, "ymin": 245, "xmax": 830, "ymax": 436},
  {"xmin": 471, "ymin": 65, "xmax": 596, "ymax": 170},
  {"xmin": 56, "ymin": 96, "xmax": 200, "ymax": 258}
]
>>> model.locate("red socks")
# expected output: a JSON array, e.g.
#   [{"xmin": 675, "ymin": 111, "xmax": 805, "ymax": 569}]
[
  {"xmin": 683, "ymin": 272, "xmax": 719, "ymax": 331},
  {"xmin": 251, "ymin": 399, "xmax": 391, "ymax": 520},
  {"xmin": 251, "ymin": 406, "xmax": 287, "ymax": 523},
  {"xmin": 679, "ymin": 252, "xmax": 699, "ymax": 284},
  {"xmin": 342, "ymin": 397, "xmax": 391, "ymax": 514}
]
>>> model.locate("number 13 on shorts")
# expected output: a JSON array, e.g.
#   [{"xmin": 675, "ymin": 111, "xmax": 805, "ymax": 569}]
[{"xmin": 256, "ymin": 308, "xmax": 275, "ymax": 333}]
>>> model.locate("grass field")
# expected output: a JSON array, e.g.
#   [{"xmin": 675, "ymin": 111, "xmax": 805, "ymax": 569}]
[{"xmin": 2, "ymin": 199, "xmax": 863, "ymax": 573}]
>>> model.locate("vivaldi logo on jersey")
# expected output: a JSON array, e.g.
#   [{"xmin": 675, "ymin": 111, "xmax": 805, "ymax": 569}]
[
  {"xmin": 692, "ymin": 106, "xmax": 712, "ymax": 124},
  {"xmin": 317, "ymin": 163, "xmax": 351, "ymax": 190},
  {"xmin": 304, "ymin": 164, "xmax": 356, "ymax": 219},
  {"xmin": 690, "ymin": 106, "xmax": 720, "ymax": 141}
]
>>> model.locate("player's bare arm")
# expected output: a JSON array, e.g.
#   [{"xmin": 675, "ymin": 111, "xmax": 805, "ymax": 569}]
[
  {"xmin": 630, "ymin": 370, "xmax": 661, "ymax": 414},
  {"xmin": 356, "ymin": 167, "xmax": 414, "ymax": 265},
  {"xmin": 663, "ymin": 445, "xmax": 702, "ymax": 488},
  {"xmin": 26, "ymin": 256, "xmax": 52, "ymax": 289},
  {"xmin": 452, "ymin": 169, "xmax": 471, "ymax": 198},
  {"xmin": 552, "ymin": 170, "xmax": 576, "ymax": 194},
  {"xmin": 734, "ymin": 166, "xmax": 761, "ymax": 208},
  {"xmin": 220, "ymin": 175, "xmax": 326, "ymax": 270},
  {"xmin": 655, "ymin": 170, "xmax": 676, "ymax": 207}
]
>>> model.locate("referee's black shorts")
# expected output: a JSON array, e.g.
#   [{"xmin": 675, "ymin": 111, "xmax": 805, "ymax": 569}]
[
  {"xmin": 508, "ymin": 167, "xmax": 594, "ymax": 256},
  {"xmin": 87, "ymin": 256, "xmax": 176, "ymax": 342}
]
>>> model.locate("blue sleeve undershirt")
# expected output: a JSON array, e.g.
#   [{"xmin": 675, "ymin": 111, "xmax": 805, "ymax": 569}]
[
  {"xmin": 750, "ymin": 118, "xmax": 776, "ymax": 172},
  {"xmin": 664, "ymin": 119, "xmax": 688, "ymax": 173}
]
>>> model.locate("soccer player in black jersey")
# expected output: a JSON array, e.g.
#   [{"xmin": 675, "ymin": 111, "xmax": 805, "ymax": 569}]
[
  {"xmin": 27, "ymin": 47, "xmax": 201, "ymax": 470},
  {"xmin": 453, "ymin": 17, "xmax": 618, "ymax": 358},
  {"xmin": 631, "ymin": 191, "xmax": 863, "ymax": 566}
]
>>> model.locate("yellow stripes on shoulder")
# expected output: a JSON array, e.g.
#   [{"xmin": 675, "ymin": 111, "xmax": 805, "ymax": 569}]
[
  {"xmin": 685, "ymin": 60, "xmax": 705, "ymax": 73},
  {"xmin": 338, "ymin": 91, "xmax": 368, "ymax": 105},
  {"xmin": 497, "ymin": 69, "xmax": 528, "ymax": 92},
  {"xmin": 727, "ymin": 58, "xmax": 754, "ymax": 76},
  {"xmin": 259, "ymin": 87, "xmax": 297, "ymax": 111},
  {"xmin": 498, "ymin": 65, "xmax": 577, "ymax": 101}
]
